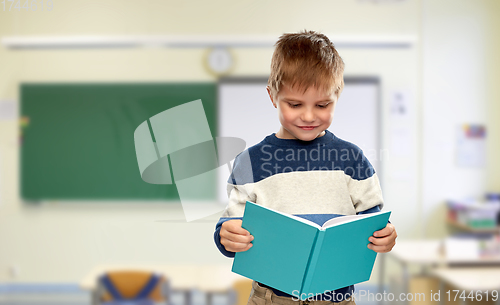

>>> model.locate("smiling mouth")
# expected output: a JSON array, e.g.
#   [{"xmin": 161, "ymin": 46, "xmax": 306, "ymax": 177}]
[{"xmin": 299, "ymin": 126, "xmax": 317, "ymax": 130}]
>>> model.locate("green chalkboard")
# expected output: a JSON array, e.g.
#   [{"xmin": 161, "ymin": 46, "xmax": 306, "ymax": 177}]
[{"xmin": 20, "ymin": 83, "xmax": 217, "ymax": 200}]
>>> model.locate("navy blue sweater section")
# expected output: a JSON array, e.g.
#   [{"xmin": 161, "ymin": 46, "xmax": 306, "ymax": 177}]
[{"xmin": 228, "ymin": 130, "xmax": 375, "ymax": 186}]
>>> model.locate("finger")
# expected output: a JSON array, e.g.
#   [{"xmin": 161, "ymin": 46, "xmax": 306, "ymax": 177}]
[
  {"xmin": 367, "ymin": 242, "xmax": 395, "ymax": 253},
  {"xmin": 226, "ymin": 225, "xmax": 250, "ymax": 235},
  {"xmin": 220, "ymin": 230, "xmax": 254, "ymax": 244},
  {"xmin": 222, "ymin": 239, "xmax": 253, "ymax": 252},
  {"xmin": 224, "ymin": 221, "xmax": 251, "ymax": 236},
  {"xmin": 240, "ymin": 243, "xmax": 253, "ymax": 252},
  {"xmin": 368, "ymin": 234, "xmax": 393, "ymax": 246},
  {"xmin": 373, "ymin": 224, "xmax": 394, "ymax": 237},
  {"xmin": 373, "ymin": 225, "xmax": 392, "ymax": 237}
]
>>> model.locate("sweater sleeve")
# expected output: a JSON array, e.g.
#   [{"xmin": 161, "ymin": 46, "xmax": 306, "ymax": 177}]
[
  {"xmin": 344, "ymin": 148, "xmax": 384, "ymax": 213},
  {"xmin": 214, "ymin": 150, "xmax": 256, "ymax": 258},
  {"xmin": 357, "ymin": 205, "xmax": 381, "ymax": 214},
  {"xmin": 356, "ymin": 194, "xmax": 391, "ymax": 223}
]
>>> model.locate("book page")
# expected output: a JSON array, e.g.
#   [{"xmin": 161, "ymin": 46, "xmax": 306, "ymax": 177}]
[
  {"xmin": 321, "ymin": 212, "xmax": 385, "ymax": 229},
  {"xmin": 247, "ymin": 202, "xmax": 322, "ymax": 229},
  {"xmin": 288, "ymin": 214, "xmax": 322, "ymax": 229}
]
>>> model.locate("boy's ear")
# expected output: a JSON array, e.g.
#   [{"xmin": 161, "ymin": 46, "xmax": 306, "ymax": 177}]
[{"xmin": 266, "ymin": 86, "xmax": 277, "ymax": 108}]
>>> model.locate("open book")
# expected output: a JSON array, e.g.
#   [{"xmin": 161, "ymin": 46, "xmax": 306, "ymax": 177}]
[{"xmin": 231, "ymin": 201, "xmax": 391, "ymax": 299}]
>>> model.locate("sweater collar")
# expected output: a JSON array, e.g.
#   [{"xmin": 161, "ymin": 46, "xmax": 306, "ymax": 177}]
[{"xmin": 263, "ymin": 129, "xmax": 335, "ymax": 147}]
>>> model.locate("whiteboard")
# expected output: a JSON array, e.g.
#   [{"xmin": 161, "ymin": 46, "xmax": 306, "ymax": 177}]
[{"xmin": 217, "ymin": 77, "xmax": 381, "ymax": 202}]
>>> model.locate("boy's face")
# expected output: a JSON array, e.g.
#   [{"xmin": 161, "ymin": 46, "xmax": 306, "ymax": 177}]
[{"xmin": 267, "ymin": 84, "xmax": 338, "ymax": 141}]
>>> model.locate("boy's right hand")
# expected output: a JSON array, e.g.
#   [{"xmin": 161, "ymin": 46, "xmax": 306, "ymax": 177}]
[{"xmin": 220, "ymin": 219, "xmax": 254, "ymax": 252}]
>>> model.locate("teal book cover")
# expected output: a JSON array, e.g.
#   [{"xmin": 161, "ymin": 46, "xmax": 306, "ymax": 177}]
[{"xmin": 231, "ymin": 201, "xmax": 391, "ymax": 299}]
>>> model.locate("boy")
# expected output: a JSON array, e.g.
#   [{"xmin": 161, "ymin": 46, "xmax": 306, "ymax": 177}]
[{"xmin": 213, "ymin": 30, "xmax": 397, "ymax": 305}]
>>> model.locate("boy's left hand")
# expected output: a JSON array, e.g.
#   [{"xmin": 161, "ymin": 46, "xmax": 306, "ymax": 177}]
[{"xmin": 368, "ymin": 223, "xmax": 397, "ymax": 253}]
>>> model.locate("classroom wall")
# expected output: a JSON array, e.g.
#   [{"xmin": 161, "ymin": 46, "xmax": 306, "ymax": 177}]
[
  {"xmin": 421, "ymin": 0, "xmax": 500, "ymax": 237},
  {"xmin": 486, "ymin": 1, "xmax": 500, "ymax": 192},
  {"xmin": 0, "ymin": 0, "xmax": 497, "ymax": 283}
]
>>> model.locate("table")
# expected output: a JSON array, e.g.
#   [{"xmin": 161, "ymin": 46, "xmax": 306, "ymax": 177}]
[
  {"xmin": 389, "ymin": 240, "xmax": 500, "ymax": 305},
  {"xmin": 389, "ymin": 240, "xmax": 445, "ymax": 295},
  {"xmin": 80, "ymin": 264, "xmax": 245, "ymax": 305},
  {"xmin": 431, "ymin": 267, "xmax": 500, "ymax": 305}
]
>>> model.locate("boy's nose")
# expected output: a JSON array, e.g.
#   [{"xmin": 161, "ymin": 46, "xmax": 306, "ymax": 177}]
[{"xmin": 301, "ymin": 108, "xmax": 316, "ymax": 122}]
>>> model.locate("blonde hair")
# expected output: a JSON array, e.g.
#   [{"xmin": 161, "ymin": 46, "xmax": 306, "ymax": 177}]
[{"xmin": 268, "ymin": 30, "xmax": 345, "ymax": 99}]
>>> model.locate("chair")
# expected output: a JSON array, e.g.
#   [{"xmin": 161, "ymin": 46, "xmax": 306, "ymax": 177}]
[
  {"xmin": 231, "ymin": 279, "xmax": 253, "ymax": 305},
  {"xmin": 94, "ymin": 270, "xmax": 171, "ymax": 305}
]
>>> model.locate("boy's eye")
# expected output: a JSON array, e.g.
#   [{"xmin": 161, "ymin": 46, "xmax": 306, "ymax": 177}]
[
  {"xmin": 288, "ymin": 103, "xmax": 300, "ymax": 108},
  {"xmin": 317, "ymin": 104, "xmax": 328, "ymax": 108}
]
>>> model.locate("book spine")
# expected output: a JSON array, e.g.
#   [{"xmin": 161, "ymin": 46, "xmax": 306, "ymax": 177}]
[{"xmin": 299, "ymin": 230, "xmax": 325, "ymax": 297}]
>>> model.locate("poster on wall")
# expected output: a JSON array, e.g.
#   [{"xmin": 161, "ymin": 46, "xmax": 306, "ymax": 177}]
[{"xmin": 456, "ymin": 124, "xmax": 486, "ymax": 167}]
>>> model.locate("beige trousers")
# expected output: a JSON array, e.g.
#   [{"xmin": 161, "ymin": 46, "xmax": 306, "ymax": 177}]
[{"xmin": 247, "ymin": 281, "xmax": 356, "ymax": 305}]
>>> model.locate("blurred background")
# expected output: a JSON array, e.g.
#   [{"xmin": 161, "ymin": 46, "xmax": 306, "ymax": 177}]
[{"xmin": 0, "ymin": 0, "xmax": 499, "ymax": 304}]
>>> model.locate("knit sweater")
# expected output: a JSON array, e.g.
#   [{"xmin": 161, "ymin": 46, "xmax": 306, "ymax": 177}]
[{"xmin": 213, "ymin": 130, "xmax": 384, "ymax": 301}]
